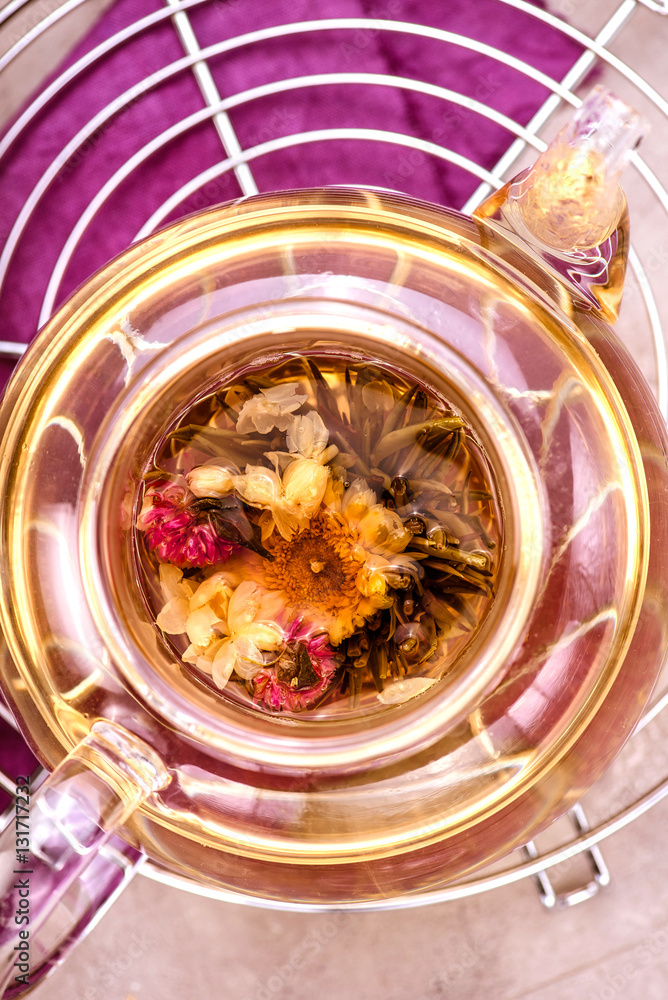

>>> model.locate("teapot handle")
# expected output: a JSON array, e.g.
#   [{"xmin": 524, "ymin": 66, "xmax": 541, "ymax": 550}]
[{"xmin": 0, "ymin": 721, "xmax": 170, "ymax": 998}]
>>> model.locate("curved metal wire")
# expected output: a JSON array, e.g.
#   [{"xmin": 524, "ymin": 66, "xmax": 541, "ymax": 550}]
[
  {"xmin": 0, "ymin": 0, "xmax": 90, "ymax": 74},
  {"xmin": 0, "ymin": 17, "xmax": 577, "ymax": 299},
  {"xmin": 1, "ymin": 0, "xmax": 668, "ymax": 901},
  {"xmin": 3, "ymin": 11, "xmax": 667, "ymax": 404},
  {"xmin": 0, "ymin": 0, "xmax": 32, "ymax": 27},
  {"xmin": 0, "ymin": 11, "xmax": 579, "ymax": 161},
  {"xmin": 39, "ymin": 70, "xmax": 548, "ymax": 322},
  {"xmin": 500, "ymin": 0, "xmax": 668, "ymax": 119},
  {"xmin": 140, "ymin": 769, "xmax": 668, "ymax": 910}
]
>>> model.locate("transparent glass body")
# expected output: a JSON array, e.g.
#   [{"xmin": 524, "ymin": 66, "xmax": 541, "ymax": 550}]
[{"xmin": 1, "ymin": 182, "xmax": 667, "ymax": 909}]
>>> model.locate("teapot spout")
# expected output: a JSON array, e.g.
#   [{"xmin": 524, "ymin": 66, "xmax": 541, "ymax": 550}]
[
  {"xmin": 474, "ymin": 86, "xmax": 649, "ymax": 322},
  {"xmin": 508, "ymin": 85, "xmax": 647, "ymax": 252}
]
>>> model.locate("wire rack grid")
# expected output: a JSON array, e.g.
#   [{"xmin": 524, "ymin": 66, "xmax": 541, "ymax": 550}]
[{"xmin": 0, "ymin": 0, "xmax": 668, "ymax": 913}]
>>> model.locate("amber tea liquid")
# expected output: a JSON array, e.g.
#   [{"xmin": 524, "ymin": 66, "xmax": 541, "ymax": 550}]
[{"xmin": 135, "ymin": 352, "xmax": 504, "ymax": 719}]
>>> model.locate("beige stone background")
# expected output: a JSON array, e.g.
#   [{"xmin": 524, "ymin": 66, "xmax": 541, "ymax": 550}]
[{"xmin": 1, "ymin": 1, "xmax": 668, "ymax": 998}]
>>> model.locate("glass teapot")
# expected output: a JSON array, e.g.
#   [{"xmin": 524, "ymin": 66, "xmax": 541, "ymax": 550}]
[{"xmin": 1, "ymin": 86, "xmax": 667, "ymax": 995}]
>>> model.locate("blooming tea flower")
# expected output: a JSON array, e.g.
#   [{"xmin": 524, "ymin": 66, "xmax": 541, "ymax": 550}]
[
  {"xmin": 263, "ymin": 505, "xmax": 397, "ymax": 645},
  {"xmin": 330, "ymin": 479, "xmax": 421, "ymax": 598},
  {"xmin": 137, "ymin": 479, "xmax": 237, "ymax": 567},
  {"xmin": 252, "ymin": 619, "xmax": 339, "ymax": 712},
  {"xmin": 236, "ymin": 382, "xmax": 307, "ymax": 435},
  {"xmin": 285, "ymin": 410, "xmax": 330, "ymax": 460},
  {"xmin": 138, "ymin": 357, "xmax": 501, "ymax": 715},
  {"xmin": 183, "ymin": 580, "xmax": 284, "ymax": 689},
  {"xmin": 155, "ymin": 564, "xmax": 197, "ymax": 634},
  {"xmin": 236, "ymin": 460, "xmax": 329, "ymax": 541},
  {"xmin": 157, "ymin": 567, "xmax": 232, "ymax": 652},
  {"xmin": 186, "ymin": 465, "xmax": 235, "ymax": 498}
]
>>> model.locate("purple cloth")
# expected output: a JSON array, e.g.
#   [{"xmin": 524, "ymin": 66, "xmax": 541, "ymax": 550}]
[
  {"xmin": 0, "ymin": 0, "xmax": 583, "ymax": 376},
  {"xmin": 0, "ymin": 0, "xmax": 584, "ymax": 893}
]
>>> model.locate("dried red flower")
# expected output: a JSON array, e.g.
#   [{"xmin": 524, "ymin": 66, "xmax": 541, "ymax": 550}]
[
  {"xmin": 252, "ymin": 619, "xmax": 339, "ymax": 712},
  {"xmin": 137, "ymin": 479, "xmax": 237, "ymax": 567}
]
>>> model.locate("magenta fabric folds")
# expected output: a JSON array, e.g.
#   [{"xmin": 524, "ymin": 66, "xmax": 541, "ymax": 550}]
[{"xmin": 0, "ymin": 0, "xmax": 583, "ymax": 376}]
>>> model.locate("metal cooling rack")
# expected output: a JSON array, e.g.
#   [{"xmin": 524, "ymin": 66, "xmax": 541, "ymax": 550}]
[{"xmin": 1, "ymin": 0, "xmax": 668, "ymax": 911}]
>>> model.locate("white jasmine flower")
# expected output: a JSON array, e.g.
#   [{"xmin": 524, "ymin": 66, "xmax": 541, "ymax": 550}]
[
  {"xmin": 235, "ymin": 460, "xmax": 329, "ymax": 541},
  {"xmin": 184, "ymin": 581, "xmax": 283, "ymax": 689},
  {"xmin": 333, "ymin": 480, "xmax": 411, "ymax": 554},
  {"xmin": 377, "ymin": 677, "xmax": 437, "ymax": 705},
  {"xmin": 340, "ymin": 479, "xmax": 377, "ymax": 521},
  {"xmin": 282, "ymin": 458, "xmax": 329, "ymax": 518},
  {"xmin": 236, "ymin": 382, "xmax": 308, "ymax": 435},
  {"xmin": 286, "ymin": 411, "xmax": 330, "ymax": 460},
  {"xmin": 356, "ymin": 505, "xmax": 412, "ymax": 555},
  {"xmin": 156, "ymin": 564, "xmax": 197, "ymax": 634},
  {"xmin": 266, "ymin": 410, "xmax": 338, "ymax": 476},
  {"xmin": 327, "ymin": 478, "xmax": 421, "ymax": 602},
  {"xmin": 186, "ymin": 465, "xmax": 235, "ymax": 498},
  {"xmin": 157, "ymin": 568, "xmax": 233, "ymax": 646}
]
